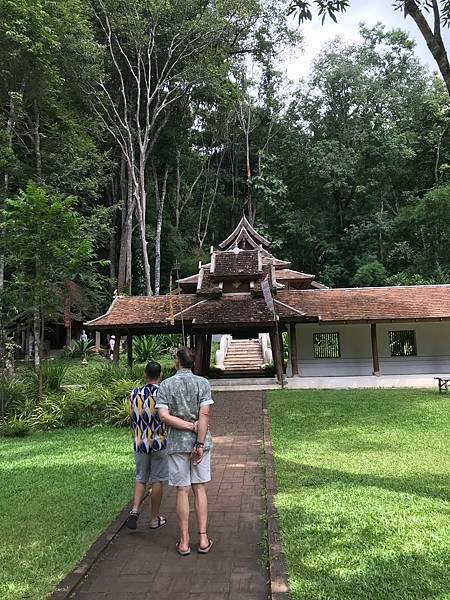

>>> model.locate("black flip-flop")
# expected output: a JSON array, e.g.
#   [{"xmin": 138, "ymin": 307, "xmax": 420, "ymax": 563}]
[
  {"xmin": 198, "ymin": 539, "xmax": 214, "ymax": 554},
  {"xmin": 125, "ymin": 511, "xmax": 139, "ymax": 530},
  {"xmin": 150, "ymin": 515, "xmax": 167, "ymax": 530},
  {"xmin": 176, "ymin": 541, "xmax": 191, "ymax": 556}
]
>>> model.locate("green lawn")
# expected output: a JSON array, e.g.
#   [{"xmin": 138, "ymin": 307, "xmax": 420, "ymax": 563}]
[
  {"xmin": 267, "ymin": 389, "xmax": 450, "ymax": 600},
  {"xmin": 0, "ymin": 428, "xmax": 133, "ymax": 600}
]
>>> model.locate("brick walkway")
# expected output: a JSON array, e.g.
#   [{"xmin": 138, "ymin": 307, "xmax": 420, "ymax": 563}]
[{"xmin": 71, "ymin": 391, "xmax": 268, "ymax": 600}]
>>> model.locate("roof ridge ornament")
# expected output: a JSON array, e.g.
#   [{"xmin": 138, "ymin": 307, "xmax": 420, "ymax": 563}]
[{"xmin": 218, "ymin": 215, "xmax": 271, "ymax": 250}]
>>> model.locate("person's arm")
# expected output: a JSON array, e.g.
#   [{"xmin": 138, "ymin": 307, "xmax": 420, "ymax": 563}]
[{"xmin": 158, "ymin": 407, "xmax": 196, "ymax": 431}]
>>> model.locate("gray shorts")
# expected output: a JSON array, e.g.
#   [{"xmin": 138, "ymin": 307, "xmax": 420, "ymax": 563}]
[
  {"xmin": 134, "ymin": 450, "xmax": 168, "ymax": 484},
  {"xmin": 168, "ymin": 451, "xmax": 211, "ymax": 487}
]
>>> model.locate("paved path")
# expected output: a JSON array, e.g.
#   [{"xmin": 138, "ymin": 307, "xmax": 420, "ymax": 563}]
[{"xmin": 72, "ymin": 391, "xmax": 268, "ymax": 600}]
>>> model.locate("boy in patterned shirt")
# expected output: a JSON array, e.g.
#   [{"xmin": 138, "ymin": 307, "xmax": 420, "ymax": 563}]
[{"xmin": 126, "ymin": 361, "xmax": 168, "ymax": 530}]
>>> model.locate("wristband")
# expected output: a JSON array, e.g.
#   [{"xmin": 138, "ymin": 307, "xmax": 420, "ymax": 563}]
[{"xmin": 194, "ymin": 441, "xmax": 205, "ymax": 448}]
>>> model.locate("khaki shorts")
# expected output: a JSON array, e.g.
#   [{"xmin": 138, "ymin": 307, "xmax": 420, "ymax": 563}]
[
  {"xmin": 134, "ymin": 450, "xmax": 168, "ymax": 484},
  {"xmin": 168, "ymin": 451, "xmax": 211, "ymax": 487}
]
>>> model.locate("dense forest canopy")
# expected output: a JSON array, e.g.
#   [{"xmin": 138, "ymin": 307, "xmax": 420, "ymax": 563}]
[{"xmin": 2, "ymin": 0, "xmax": 450, "ymax": 358}]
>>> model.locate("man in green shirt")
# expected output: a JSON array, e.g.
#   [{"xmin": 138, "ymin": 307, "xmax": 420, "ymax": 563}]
[{"xmin": 156, "ymin": 347, "xmax": 214, "ymax": 556}]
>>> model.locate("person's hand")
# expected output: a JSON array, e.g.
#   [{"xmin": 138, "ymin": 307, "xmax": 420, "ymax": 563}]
[
  {"xmin": 191, "ymin": 446, "xmax": 204, "ymax": 465},
  {"xmin": 193, "ymin": 420, "xmax": 198, "ymax": 434}
]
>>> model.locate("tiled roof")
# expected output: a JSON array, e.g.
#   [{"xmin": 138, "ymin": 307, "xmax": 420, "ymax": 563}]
[
  {"xmin": 211, "ymin": 249, "xmax": 261, "ymax": 278},
  {"xmin": 276, "ymin": 285, "xmax": 450, "ymax": 322},
  {"xmin": 276, "ymin": 268, "xmax": 314, "ymax": 281},
  {"xmin": 197, "ymin": 267, "xmax": 222, "ymax": 296},
  {"xmin": 85, "ymin": 295, "xmax": 200, "ymax": 329},
  {"xmin": 185, "ymin": 295, "xmax": 275, "ymax": 324},
  {"xmin": 86, "ymin": 285, "xmax": 450, "ymax": 331}
]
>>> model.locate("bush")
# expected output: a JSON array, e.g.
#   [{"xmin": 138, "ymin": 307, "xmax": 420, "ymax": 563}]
[
  {"xmin": 90, "ymin": 362, "xmax": 143, "ymax": 385},
  {"xmin": 1, "ymin": 415, "xmax": 30, "ymax": 437},
  {"xmin": 62, "ymin": 386, "xmax": 104, "ymax": 427},
  {"xmin": 64, "ymin": 339, "xmax": 96, "ymax": 359},
  {"xmin": 30, "ymin": 393, "xmax": 65, "ymax": 430},
  {"xmin": 39, "ymin": 361, "xmax": 68, "ymax": 392},
  {"xmin": 0, "ymin": 373, "xmax": 36, "ymax": 419},
  {"xmin": 133, "ymin": 334, "xmax": 181, "ymax": 363}
]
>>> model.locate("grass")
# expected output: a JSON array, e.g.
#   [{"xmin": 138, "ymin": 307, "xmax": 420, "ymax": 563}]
[
  {"xmin": 267, "ymin": 389, "xmax": 450, "ymax": 600},
  {"xmin": 0, "ymin": 427, "xmax": 133, "ymax": 600}
]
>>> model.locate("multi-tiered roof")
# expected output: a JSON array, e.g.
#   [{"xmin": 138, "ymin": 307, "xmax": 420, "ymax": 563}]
[{"xmin": 86, "ymin": 216, "xmax": 450, "ymax": 333}]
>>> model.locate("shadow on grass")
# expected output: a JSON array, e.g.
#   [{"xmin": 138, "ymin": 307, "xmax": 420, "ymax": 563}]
[{"xmin": 277, "ymin": 458, "xmax": 450, "ymax": 504}]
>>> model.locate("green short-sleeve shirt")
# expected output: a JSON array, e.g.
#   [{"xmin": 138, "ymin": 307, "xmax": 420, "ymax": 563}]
[{"xmin": 155, "ymin": 370, "xmax": 214, "ymax": 454}]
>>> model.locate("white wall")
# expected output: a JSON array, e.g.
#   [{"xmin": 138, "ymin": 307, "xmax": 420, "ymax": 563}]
[{"xmin": 289, "ymin": 321, "xmax": 450, "ymax": 377}]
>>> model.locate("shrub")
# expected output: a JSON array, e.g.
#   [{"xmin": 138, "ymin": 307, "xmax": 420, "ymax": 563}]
[
  {"xmin": 90, "ymin": 362, "xmax": 145, "ymax": 385},
  {"xmin": 62, "ymin": 386, "xmax": 104, "ymax": 427},
  {"xmin": 64, "ymin": 339, "xmax": 96, "ymax": 359},
  {"xmin": 0, "ymin": 373, "xmax": 36, "ymax": 419},
  {"xmin": 38, "ymin": 361, "xmax": 68, "ymax": 392},
  {"xmin": 101, "ymin": 379, "xmax": 139, "ymax": 427},
  {"xmin": 30, "ymin": 393, "xmax": 65, "ymax": 430},
  {"xmin": 133, "ymin": 334, "xmax": 181, "ymax": 363},
  {"xmin": 1, "ymin": 415, "xmax": 30, "ymax": 438}
]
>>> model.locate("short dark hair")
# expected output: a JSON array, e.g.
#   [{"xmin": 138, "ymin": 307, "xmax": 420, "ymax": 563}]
[
  {"xmin": 176, "ymin": 347, "xmax": 195, "ymax": 369},
  {"xmin": 145, "ymin": 361, "xmax": 161, "ymax": 379}
]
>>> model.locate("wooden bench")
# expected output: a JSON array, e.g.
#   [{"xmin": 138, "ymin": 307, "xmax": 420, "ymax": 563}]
[{"xmin": 435, "ymin": 377, "xmax": 450, "ymax": 393}]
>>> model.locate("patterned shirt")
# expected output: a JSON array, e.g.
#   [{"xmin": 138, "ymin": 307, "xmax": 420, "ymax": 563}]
[
  {"xmin": 155, "ymin": 370, "xmax": 214, "ymax": 454},
  {"xmin": 130, "ymin": 383, "xmax": 166, "ymax": 454}
]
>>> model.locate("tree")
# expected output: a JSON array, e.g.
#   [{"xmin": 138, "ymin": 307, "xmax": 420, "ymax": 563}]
[
  {"xmin": 0, "ymin": 184, "xmax": 99, "ymax": 399},
  {"xmin": 289, "ymin": 0, "xmax": 450, "ymax": 98}
]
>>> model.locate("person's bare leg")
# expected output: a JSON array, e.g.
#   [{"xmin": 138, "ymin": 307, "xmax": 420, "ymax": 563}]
[
  {"xmin": 150, "ymin": 482, "xmax": 163, "ymax": 526},
  {"xmin": 132, "ymin": 482, "xmax": 146, "ymax": 513},
  {"xmin": 192, "ymin": 483, "xmax": 208, "ymax": 549},
  {"xmin": 176, "ymin": 486, "xmax": 191, "ymax": 551}
]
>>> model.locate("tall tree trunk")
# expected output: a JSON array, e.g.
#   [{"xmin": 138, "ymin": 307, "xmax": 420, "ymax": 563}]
[
  {"xmin": 34, "ymin": 100, "xmax": 42, "ymax": 180},
  {"xmin": 405, "ymin": 0, "xmax": 450, "ymax": 97},
  {"xmin": 117, "ymin": 170, "xmax": 134, "ymax": 293},
  {"xmin": 153, "ymin": 162, "xmax": 169, "ymax": 295},
  {"xmin": 135, "ymin": 161, "xmax": 152, "ymax": 295}
]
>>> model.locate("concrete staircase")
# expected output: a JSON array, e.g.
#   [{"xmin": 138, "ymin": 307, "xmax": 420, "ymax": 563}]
[{"xmin": 222, "ymin": 339, "xmax": 265, "ymax": 373}]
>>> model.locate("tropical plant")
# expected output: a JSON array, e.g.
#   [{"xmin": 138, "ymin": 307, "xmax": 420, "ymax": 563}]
[
  {"xmin": 133, "ymin": 334, "xmax": 181, "ymax": 363},
  {"xmin": 1, "ymin": 415, "xmax": 30, "ymax": 438},
  {"xmin": 30, "ymin": 394, "xmax": 65, "ymax": 430},
  {"xmin": 38, "ymin": 361, "xmax": 68, "ymax": 391},
  {"xmin": 65, "ymin": 339, "xmax": 96, "ymax": 359}
]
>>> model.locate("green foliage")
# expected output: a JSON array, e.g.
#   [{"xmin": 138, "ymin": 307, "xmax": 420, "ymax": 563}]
[
  {"xmin": 351, "ymin": 257, "xmax": 388, "ymax": 287},
  {"xmin": 0, "ymin": 415, "xmax": 30, "ymax": 438},
  {"xmin": 38, "ymin": 361, "xmax": 68, "ymax": 392},
  {"xmin": 64, "ymin": 339, "xmax": 96, "ymax": 359},
  {"xmin": 133, "ymin": 334, "xmax": 180, "ymax": 363}
]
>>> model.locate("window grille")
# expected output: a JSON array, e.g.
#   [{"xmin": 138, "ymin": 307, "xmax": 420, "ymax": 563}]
[
  {"xmin": 389, "ymin": 330, "xmax": 417, "ymax": 357},
  {"xmin": 313, "ymin": 332, "xmax": 341, "ymax": 358}
]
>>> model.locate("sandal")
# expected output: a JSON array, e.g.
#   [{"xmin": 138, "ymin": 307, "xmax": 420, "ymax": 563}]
[
  {"xmin": 150, "ymin": 515, "xmax": 167, "ymax": 530},
  {"xmin": 197, "ymin": 531, "xmax": 214, "ymax": 554},
  {"xmin": 176, "ymin": 541, "xmax": 191, "ymax": 556},
  {"xmin": 125, "ymin": 510, "xmax": 139, "ymax": 530}
]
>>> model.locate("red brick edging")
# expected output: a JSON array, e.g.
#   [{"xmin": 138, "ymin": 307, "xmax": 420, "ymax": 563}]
[
  {"xmin": 263, "ymin": 402, "xmax": 291, "ymax": 600},
  {"xmin": 47, "ymin": 500, "xmax": 134, "ymax": 599}
]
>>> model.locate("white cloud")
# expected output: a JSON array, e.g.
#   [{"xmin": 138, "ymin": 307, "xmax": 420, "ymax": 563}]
[{"xmin": 283, "ymin": 0, "xmax": 450, "ymax": 82}]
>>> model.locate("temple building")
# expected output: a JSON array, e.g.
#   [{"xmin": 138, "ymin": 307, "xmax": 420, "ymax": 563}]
[{"xmin": 86, "ymin": 216, "xmax": 450, "ymax": 382}]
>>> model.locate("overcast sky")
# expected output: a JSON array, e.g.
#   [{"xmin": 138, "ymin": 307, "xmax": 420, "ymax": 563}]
[{"xmin": 285, "ymin": 0, "xmax": 450, "ymax": 81}]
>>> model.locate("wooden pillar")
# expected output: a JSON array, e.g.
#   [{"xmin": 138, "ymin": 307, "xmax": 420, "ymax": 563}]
[
  {"xmin": 95, "ymin": 331, "xmax": 101, "ymax": 353},
  {"xmin": 65, "ymin": 319, "xmax": 72, "ymax": 347},
  {"xmin": 270, "ymin": 328, "xmax": 284, "ymax": 385},
  {"xmin": 278, "ymin": 327, "xmax": 286, "ymax": 374},
  {"xmin": 371, "ymin": 323, "xmax": 380, "ymax": 375},
  {"xmin": 127, "ymin": 332, "xmax": 133, "ymax": 369},
  {"xmin": 204, "ymin": 333, "xmax": 212, "ymax": 375},
  {"xmin": 194, "ymin": 333, "xmax": 205, "ymax": 375},
  {"xmin": 290, "ymin": 323, "xmax": 299, "ymax": 376},
  {"xmin": 112, "ymin": 331, "xmax": 120, "ymax": 364}
]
